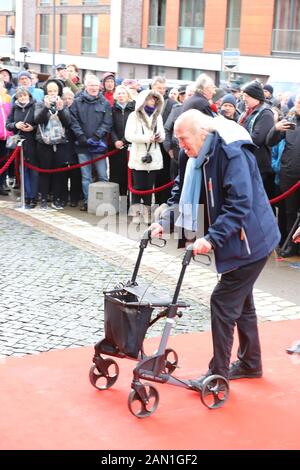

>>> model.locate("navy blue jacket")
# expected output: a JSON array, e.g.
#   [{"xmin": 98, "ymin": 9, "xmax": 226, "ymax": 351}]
[
  {"xmin": 161, "ymin": 131, "xmax": 280, "ymax": 273},
  {"xmin": 70, "ymin": 91, "xmax": 112, "ymax": 152}
]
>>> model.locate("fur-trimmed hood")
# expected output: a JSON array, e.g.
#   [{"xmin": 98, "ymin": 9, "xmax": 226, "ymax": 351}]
[{"xmin": 134, "ymin": 89, "xmax": 164, "ymax": 130}]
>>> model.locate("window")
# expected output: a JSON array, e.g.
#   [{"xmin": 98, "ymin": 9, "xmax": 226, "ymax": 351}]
[
  {"xmin": 179, "ymin": 68, "xmax": 203, "ymax": 81},
  {"xmin": 40, "ymin": 0, "xmax": 51, "ymax": 5},
  {"xmin": 40, "ymin": 14, "xmax": 49, "ymax": 52},
  {"xmin": 178, "ymin": 0, "xmax": 205, "ymax": 49},
  {"xmin": 60, "ymin": 15, "xmax": 67, "ymax": 52},
  {"xmin": 148, "ymin": 0, "xmax": 166, "ymax": 46},
  {"xmin": 273, "ymin": 0, "xmax": 300, "ymax": 53},
  {"xmin": 149, "ymin": 65, "xmax": 166, "ymax": 77},
  {"xmin": 82, "ymin": 15, "xmax": 98, "ymax": 54},
  {"xmin": 225, "ymin": 0, "xmax": 241, "ymax": 49}
]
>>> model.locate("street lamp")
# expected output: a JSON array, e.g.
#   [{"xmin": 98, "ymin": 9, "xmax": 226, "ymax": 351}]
[{"xmin": 52, "ymin": 0, "xmax": 56, "ymax": 74}]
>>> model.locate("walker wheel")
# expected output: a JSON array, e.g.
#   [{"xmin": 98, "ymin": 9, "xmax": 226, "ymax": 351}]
[
  {"xmin": 89, "ymin": 359, "xmax": 119, "ymax": 390},
  {"xmin": 128, "ymin": 384, "xmax": 159, "ymax": 418},
  {"xmin": 200, "ymin": 375, "xmax": 229, "ymax": 409},
  {"xmin": 164, "ymin": 348, "xmax": 179, "ymax": 374}
]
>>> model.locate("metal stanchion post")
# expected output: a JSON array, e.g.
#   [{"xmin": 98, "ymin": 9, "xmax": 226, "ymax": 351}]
[{"xmin": 18, "ymin": 140, "xmax": 26, "ymax": 210}]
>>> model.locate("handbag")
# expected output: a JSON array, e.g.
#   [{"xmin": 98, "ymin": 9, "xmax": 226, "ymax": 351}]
[
  {"xmin": 6, "ymin": 134, "xmax": 21, "ymax": 149},
  {"xmin": 6, "ymin": 108, "xmax": 31, "ymax": 149}
]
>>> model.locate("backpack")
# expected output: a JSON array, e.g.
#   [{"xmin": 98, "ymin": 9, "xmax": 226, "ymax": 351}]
[{"xmin": 39, "ymin": 111, "xmax": 65, "ymax": 149}]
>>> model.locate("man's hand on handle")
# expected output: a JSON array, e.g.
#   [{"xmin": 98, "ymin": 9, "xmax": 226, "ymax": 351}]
[
  {"xmin": 192, "ymin": 237, "xmax": 212, "ymax": 254},
  {"xmin": 149, "ymin": 223, "xmax": 164, "ymax": 238},
  {"xmin": 292, "ymin": 226, "xmax": 300, "ymax": 243}
]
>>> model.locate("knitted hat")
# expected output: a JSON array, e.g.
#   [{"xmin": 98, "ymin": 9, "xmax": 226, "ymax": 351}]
[
  {"xmin": 221, "ymin": 93, "xmax": 237, "ymax": 107},
  {"xmin": 17, "ymin": 70, "xmax": 32, "ymax": 81},
  {"xmin": 102, "ymin": 72, "xmax": 115, "ymax": 83},
  {"xmin": 263, "ymin": 84, "xmax": 274, "ymax": 95},
  {"xmin": 242, "ymin": 81, "xmax": 265, "ymax": 102}
]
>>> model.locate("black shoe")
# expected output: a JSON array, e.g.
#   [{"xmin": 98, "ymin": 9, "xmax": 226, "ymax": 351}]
[
  {"xmin": 80, "ymin": 203, "xmax": 88, "ymax": 212},
  {"xmin": 280, "ymin": 244, "xmax": 298, "ymax": 258},
  {"xmin": 228, "ymin": 360, "xmax": 262, "ymax": 380},
  {"xmin": 40, "ymin": 199, "xmax": 48, "ymax": 210},
  {"xmin": 29, "ymin": 199, "xmax": 37, "ymax": 209},
  {"xmin": 286, "ymin": 341, "xmax": 300, "ymax": 355},
  {"xmin": 70, "ymin": 201, "xmax": 78, "ymax": 207}
]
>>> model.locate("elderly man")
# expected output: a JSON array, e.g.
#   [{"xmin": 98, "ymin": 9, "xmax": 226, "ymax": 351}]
[
  {"xmin": 151, "ymin": 109, "xmax": 280, "ymax": 383},
  {"xmin": 16, "ymin": 70, "xmax": 44, "ymax": 102},
  {"xmin": 70, "ymin": 74, "xmax": 112, "ymax": 211},
  {"xmin": 182, "ymin": 73, "xmax": 216, "ymax": 117}
]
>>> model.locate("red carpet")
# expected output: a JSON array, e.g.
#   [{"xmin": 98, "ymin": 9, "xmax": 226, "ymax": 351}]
[{"xmin": 1, "ymin": 320, "xmax": 300, "ymax": 450}]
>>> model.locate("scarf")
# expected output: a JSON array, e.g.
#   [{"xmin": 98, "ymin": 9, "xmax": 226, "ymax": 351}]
[
  {"xmin": 144, "ymin": 105, "xmax": 155, "ymax": 116},
  {"xmin": 175, "ymin": 133, "xmax": 213, "ymax": 232}
]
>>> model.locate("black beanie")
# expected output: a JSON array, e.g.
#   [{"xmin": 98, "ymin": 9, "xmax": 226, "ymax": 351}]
[{"xmin": 242, "ymin": 81, "xmax": 265, "ymax": 102}]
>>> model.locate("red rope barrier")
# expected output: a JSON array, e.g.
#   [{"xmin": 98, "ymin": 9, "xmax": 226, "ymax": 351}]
[
  {"xmin": 23, "ymin": 148, "xmax": 119, "ymax": 173},
  {"xmin": 127, "ymin": 165, "xmax": 175, "ymax": 195},
  {"xmin": 0, "ymin": 147, "xmax": 20, "ymax": 175},
  {"xmin": 269, "ymin": 180, "xmax": 300, "ymax": 205}
]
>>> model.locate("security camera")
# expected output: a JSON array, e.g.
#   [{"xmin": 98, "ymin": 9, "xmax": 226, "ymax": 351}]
[{"xmin": 19, "ymin": 46, "xmax": 29, "ymax": 53}]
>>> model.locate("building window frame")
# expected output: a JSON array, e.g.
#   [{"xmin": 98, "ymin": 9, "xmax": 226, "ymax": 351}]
[
  {"xmin": 225, "ymin": 0, "xmax": 241, "ymax": 49},
  {"xmin": 40, "ymin": 14, "xmax": 49, "ymax": 52},
  {"xmin": 272, "ymin": 0, "xmax": 300, "ymax": 54},
  {"xmin": 178, "ymin": 0, "xmax": 205, "ymax": 49},
  {"xmin": 148, "ymin": 0, "xmax": 166, "ymax": 47},
  {"xmin": 82, "ymin": 14, "xmax": 98, "ymax": 54},
  {"xmin": 59, "ymin": 14, "xmax": 67, "ymax": 52}
]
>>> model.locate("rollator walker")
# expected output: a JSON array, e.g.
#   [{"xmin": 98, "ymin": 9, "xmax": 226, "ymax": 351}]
[{"xmin": 89, "ymin": 230, "xmax": 229, "ymax": 418}]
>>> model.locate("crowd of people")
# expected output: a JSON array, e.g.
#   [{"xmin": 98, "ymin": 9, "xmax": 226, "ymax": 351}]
[{"xmin": 0, "ymin": 64, "xmax": 299, "ymax": 257}]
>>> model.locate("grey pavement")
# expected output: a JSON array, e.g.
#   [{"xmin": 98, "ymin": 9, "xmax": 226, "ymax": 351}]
[{"xmin": 0, "ymin": 211, "xmax": 209, "ymax": 358}]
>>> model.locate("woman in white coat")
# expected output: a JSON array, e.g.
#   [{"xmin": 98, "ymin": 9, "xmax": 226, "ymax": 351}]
[{"xmin": 125, "ymin": 89, "xmax": 165, "ymax": 223}]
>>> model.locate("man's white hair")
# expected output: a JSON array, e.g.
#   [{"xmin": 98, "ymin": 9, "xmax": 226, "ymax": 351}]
[
  {"xmin": 174, "ymin": 109, "xmax": 215, "ymax": 133},
  {"xmin": 195, "ymin": 73, "xmax": 214, "ymax": 94},
  {"xmin": 84, "ymin": 74, "xmax": 100, "ymax": 86}
]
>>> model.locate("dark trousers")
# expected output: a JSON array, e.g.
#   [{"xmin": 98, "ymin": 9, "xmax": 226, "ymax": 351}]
[
  {"xmin": 131, "ymin": 169, "xmax": 157, "ymax": 207},
  {"xmin": 109, "ymin": 148, "xmax": 128, "ymax": 196},
  {"xmin": 208, "ymin": 256, "xmax": 268, "ymax": 378},
  {"xmin": 154, "ymin": 145, "xmax": 171, "ymax": 205},
  {"xmin": 36, "ymin": 142, "xmax": 66, "ymax": 201}
]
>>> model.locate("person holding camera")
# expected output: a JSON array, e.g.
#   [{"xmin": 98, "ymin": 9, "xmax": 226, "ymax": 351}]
[
  {"xmin": 125, "ymin": 89, "xmax": 165, "ymax": 224},
  {"xmin": 34, "ymin": 78, "xmax": 71, "ymax": 210},
  {"xmin": 266, "ymin": 93, "xmax": 300, "ymax": 257}
]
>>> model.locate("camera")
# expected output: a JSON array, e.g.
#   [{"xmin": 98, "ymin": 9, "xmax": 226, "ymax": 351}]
[
  {"xmin": 141, "ymin": 153, "xmax": 152, "ymax": 164},
  {"xmin": 286, "ymin": 121, "xmax": 296, "ymax": 130},
  {"xmin": 19, "ymin": 46, "xmax": 29, "ymax": 53}
]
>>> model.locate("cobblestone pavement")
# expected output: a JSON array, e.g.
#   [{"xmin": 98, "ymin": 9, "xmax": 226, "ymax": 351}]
[
  {"xmin": 0, "ymin": 212, "xmax": 210, "ymax": 358},
  {"xmin": 1, "ymin": 199, "xmax": 300, "ymax": 358}
]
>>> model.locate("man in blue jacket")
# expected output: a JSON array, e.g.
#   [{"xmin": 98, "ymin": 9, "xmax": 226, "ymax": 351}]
[{"xmin": 151, "ymin": 109, "xmax": 280, "ymax": 383}]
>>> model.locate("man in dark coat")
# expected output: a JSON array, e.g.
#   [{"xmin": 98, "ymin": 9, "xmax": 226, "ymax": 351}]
[
  {"xmin": 70, "ymin": 74, "xmax": 112, "ymax": 211},
  {"xmin": 151, "ymin": 110, "xmax": 280, "ymax": 383},
  {"xmin": 238, "ymin": 81, "xmax": 275, "ymax": 200}
]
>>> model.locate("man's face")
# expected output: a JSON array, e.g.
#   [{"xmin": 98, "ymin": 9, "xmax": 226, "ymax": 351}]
[
  {"xmin": 56, "ymin": 68, "xmax": 68, "ymax": 80},
  {"xmin": 242, "ymin": 92, "xmax": 259, "ymax": 109},
  {"xmin": 221, "ymin": 103, "xmax": 235, "ymax": 119},
  {"xmin": 175, "ymin": 123, "xmax": 208, "ymax": 157},
  {"xmin": 85, "ymin": 79, "xmax": 100, "ymax": 96},
  {"xmin": 104, "ymin": 78, "xmax": 115, "ymax": 91},
  {"xmin": 18, "ymin": 76, "xmax": 31, "ymax": 88},
  {"xmin": 152, "ymin": 82, "xmax": 166, "ymax": 97}
]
